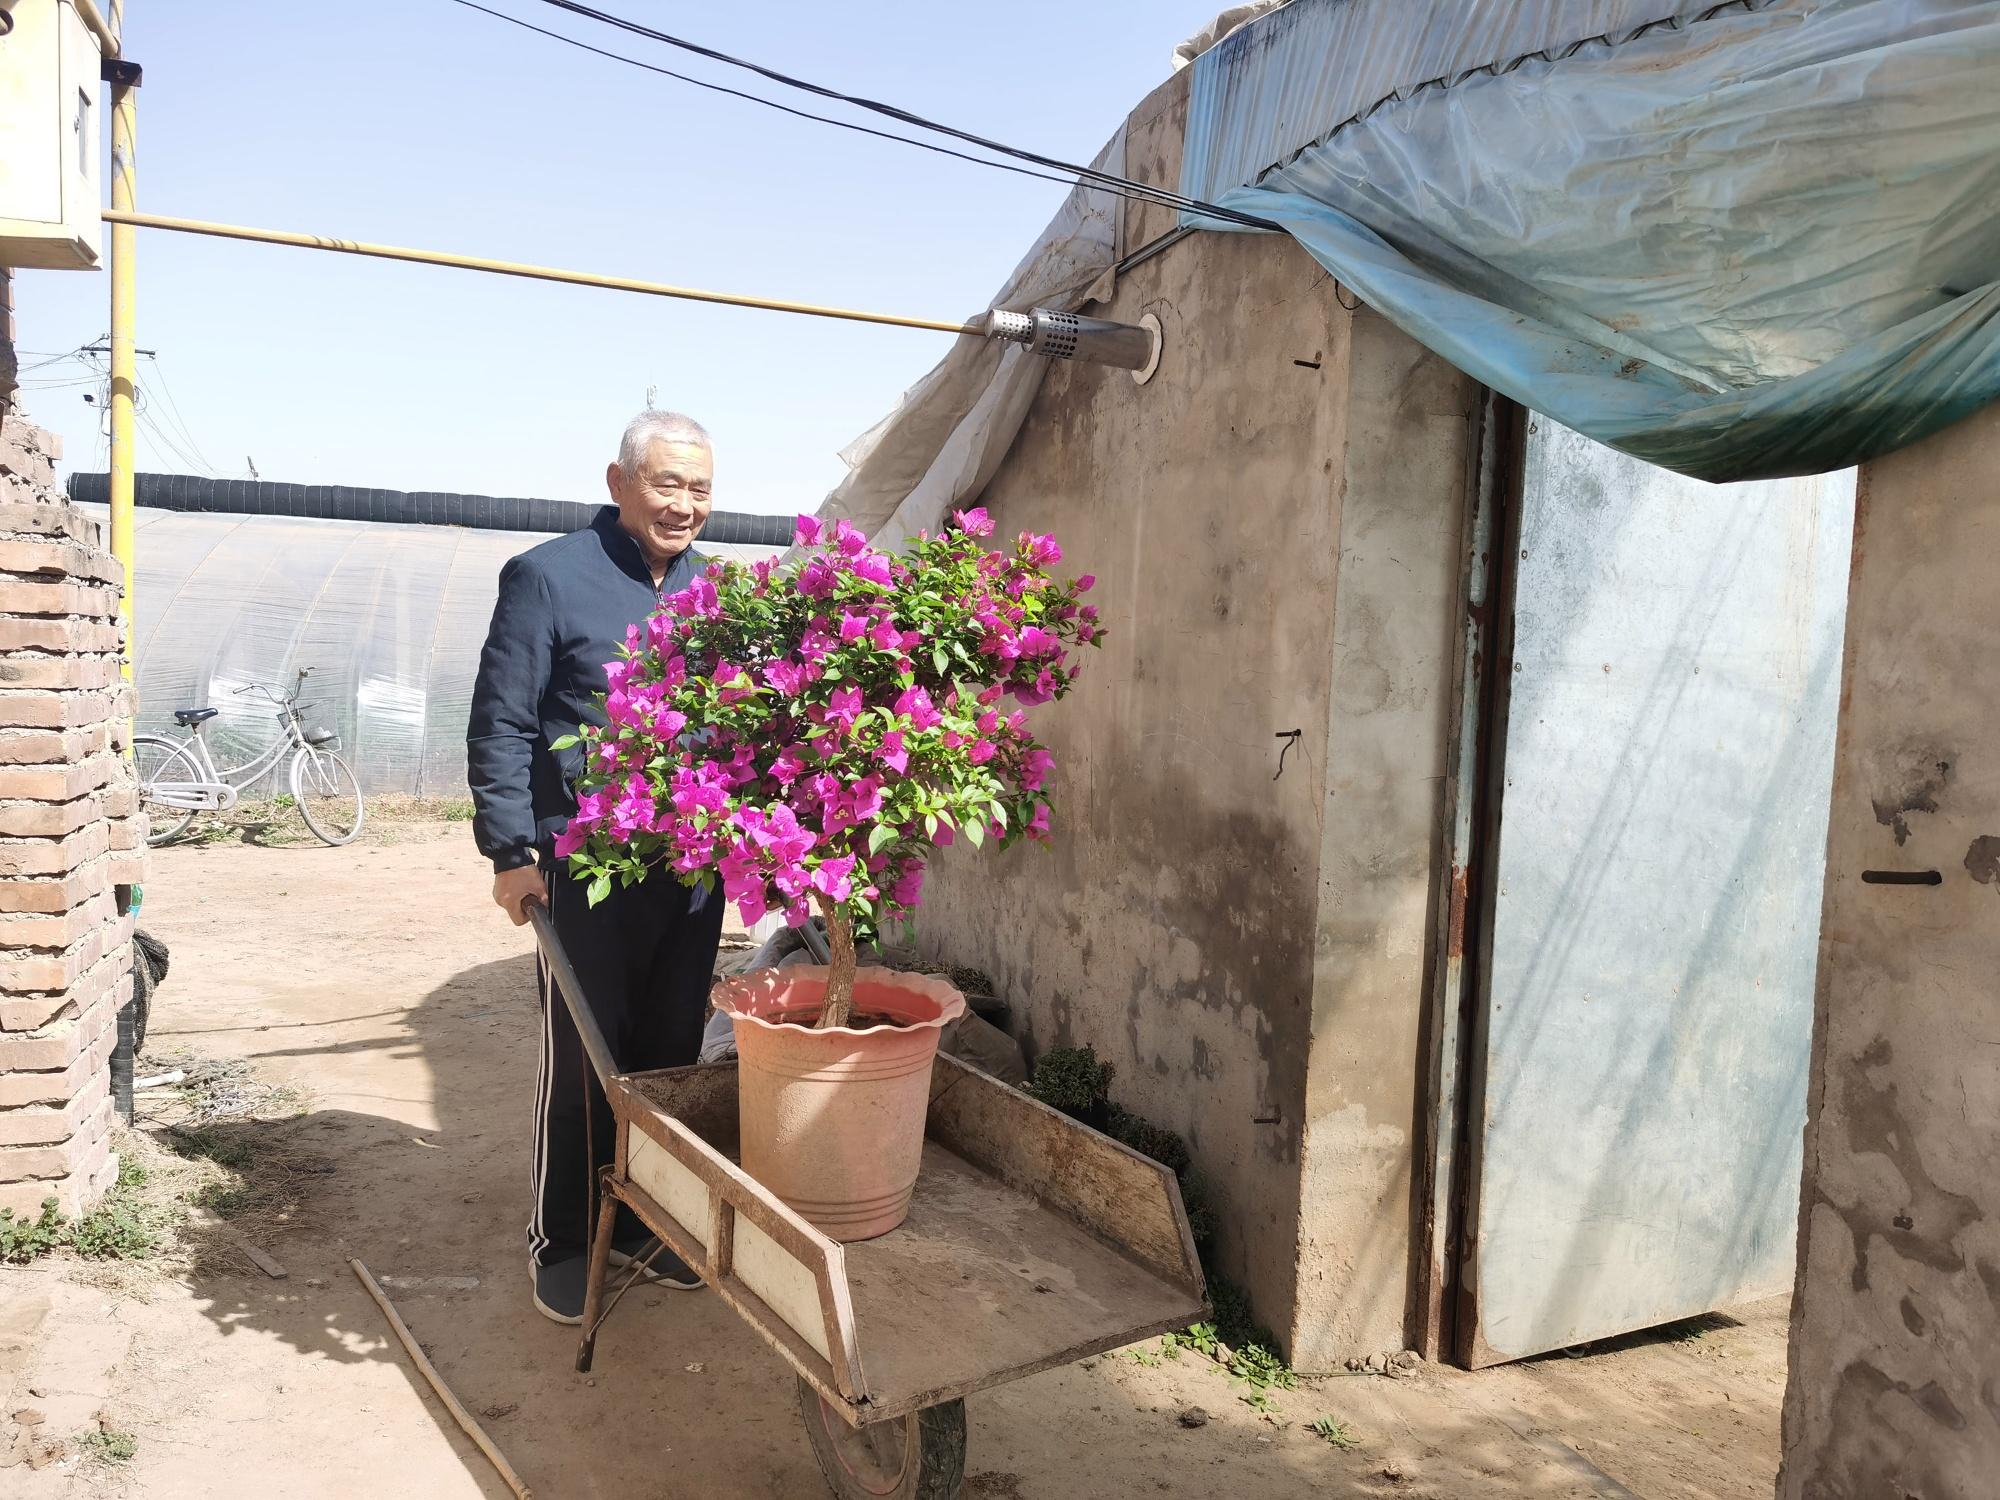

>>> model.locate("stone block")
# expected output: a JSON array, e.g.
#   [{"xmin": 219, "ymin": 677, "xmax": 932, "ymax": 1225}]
[
  {"xmin": 0, "ymin": 918, "xmax": 113, "ymax": 993},
  {"xmin": 0, "ymin": 501, "xmax": 102, "ymax": 547},
  {"xmin": 0, "ymin": 886, "xmax": 119, "ymax": 952},
  {"xmin": 0, "ymin": 617, "xmax": 123, "ymax": 653},
  {"xmin": 0, "ymin": 689, "xmax": 117, "ymax": 730},
  {"xmin": 0, "ymin": 539, "xmax": 123, "ymax": 586},
  {"xmin": 0, "ymin": 822, "xmax": 110, "ymax": 878},
  {"xmin": 0, "ymin": 1011, "xmax": 116, "ymax": 1108},
  {"xmin": 0, "ymin": 861, "xmax": 110, "ymax": 914},
  {"xmin": 0, "ymin": 753, "xmax": 115, "ymax": 802},
  {"xmin": 0, "ymin": 580, "xmax": 118, "ymax": 619},
  {"xmin": 0, "ymin": 655, "xmax": 124, "ymax": 692},
  {"xmin": 100, "ymin": 776, "xmax": 136, "ymax": 819},
  {"xmin": 0, "ymin": 724, "xmax": 110, "ymax": 763},
  {"xmin": 0, "ymin": 794, "xmax": 101, "ymax": 840},
  {"xmin": 0, "ymin": 1091, "xmax": 112, "ymax": 1183},
  {"xmin": 0, "ymin": 1086, "xmax": 102, "ymax": 1147}
]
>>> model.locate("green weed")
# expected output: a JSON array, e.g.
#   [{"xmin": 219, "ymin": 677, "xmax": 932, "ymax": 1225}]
[
  {"xmin": 79, "ymin": 1425, "xmax": 138, "ymax": 1463},
  {"xmin": 0, "ymin": 1197, "xmax": 66, "ymax": 1263},
  {"xmin": 1308, "ymin": 1416, "xmax": 1361, "ymax": 1450}
]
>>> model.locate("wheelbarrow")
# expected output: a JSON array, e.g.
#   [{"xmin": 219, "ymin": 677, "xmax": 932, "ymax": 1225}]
[{"xmin": 529, "ymin": 906, "xmax": 1208, "ymax": 1500}]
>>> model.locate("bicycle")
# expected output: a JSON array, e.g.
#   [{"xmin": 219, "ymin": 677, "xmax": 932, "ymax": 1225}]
[{"xmin": 133, "ymin": 667, "xmax": 366, "ymax": 848}]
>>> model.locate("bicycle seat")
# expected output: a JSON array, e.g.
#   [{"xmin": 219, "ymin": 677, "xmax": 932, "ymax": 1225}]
[{"xmin": 172, "ymin": 707, "xmax": 219, "ymax": 727}]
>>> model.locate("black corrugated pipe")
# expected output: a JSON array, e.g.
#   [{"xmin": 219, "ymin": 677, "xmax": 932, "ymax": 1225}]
[{"xmin": 65, "ymin": 471, "xmax": 799, "ymax": 546}]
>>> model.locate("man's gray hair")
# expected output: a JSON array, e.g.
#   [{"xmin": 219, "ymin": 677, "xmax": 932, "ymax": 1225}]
[{"xmin": 618, "ymin": 409, "xmax": 712, "ymax": 473}]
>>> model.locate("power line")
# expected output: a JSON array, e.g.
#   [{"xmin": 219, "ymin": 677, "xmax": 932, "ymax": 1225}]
[
  {"xmin": 446, "ymin": 0, "xmax": 1084, "ymax": 196},
  {"xmin": 139, "ymin": 354, "xmax": 223, "ymax": 476},
  {"xmin": 503, "ymin": 0, "xmax": 1275, "ymax": 230}
]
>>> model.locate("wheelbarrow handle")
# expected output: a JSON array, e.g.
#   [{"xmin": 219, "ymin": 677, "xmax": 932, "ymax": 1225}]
[{"xmin": 526, "ymin": 899, "xmax": 619, "ymax": 1092}]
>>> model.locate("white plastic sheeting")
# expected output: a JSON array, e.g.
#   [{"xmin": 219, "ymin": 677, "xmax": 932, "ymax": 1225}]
[
  {"xmin": 87, "ymin": 506, "xmax": 775, "ymax": 797},
  {"xmin": 1186, "ymin": 0, "xmax": 2000, "ymax": 479},
  {"xmin": 813, "ymin": 130, "xmax": 1126, "ymax": 547}
]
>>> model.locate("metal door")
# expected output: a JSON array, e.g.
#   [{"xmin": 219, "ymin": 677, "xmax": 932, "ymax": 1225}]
[{"xmin": 1454, "ymin": 419, "xmax": 1854, "ymax": 1367}]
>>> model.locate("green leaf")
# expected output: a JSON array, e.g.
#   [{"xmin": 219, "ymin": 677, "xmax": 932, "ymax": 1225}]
[
  {"xmin": 964, "ymin": 819, "xmax": 985, "ymax": 849},
  {"xmin": 587, "ymin": 874, "xmax": 612, "ymax": 907},
  {"xmin": 548, "ymin": 733, "xmax": 580, "ymax": 751},
  {"xmin": 924, "ymin": 812, "xmax": 939, "ymax": 837},
  {"xmin": 868, "ymin": 825, "xmax": 897, "ymax": 855},
  {"xmin": 988, "ymin": 802, "xmax": 1008, "ymax": 829},
  {"xmin": 932, "ymin": 645, "xmax": 950, "ymax": 676}
]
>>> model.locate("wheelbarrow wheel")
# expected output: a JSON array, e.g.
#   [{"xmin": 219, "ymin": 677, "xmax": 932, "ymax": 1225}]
[{"xmin": 797, "ymin": 1377, "xmax": 966, "ymax": 1500}]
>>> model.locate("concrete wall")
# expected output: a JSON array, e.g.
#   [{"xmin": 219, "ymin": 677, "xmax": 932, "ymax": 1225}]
[
  {"xmin": 915, "ymin": 71, "xmax": 1476, "ymax": 1366},
  {"xmin": 1779, "ymin": 403, "xmax": 2000, "ymax": 1492}
]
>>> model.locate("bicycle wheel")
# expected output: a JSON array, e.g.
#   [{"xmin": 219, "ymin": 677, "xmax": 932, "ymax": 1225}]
[
  {"xmin": 289, "ymin": 746, "xmax": 366, "ymax": 846},
  {"xmin": 132, "ymin": 735, "xmax": 201, "ymax": 846}
]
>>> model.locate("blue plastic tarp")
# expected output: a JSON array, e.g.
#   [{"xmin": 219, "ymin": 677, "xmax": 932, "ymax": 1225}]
[{"xmin": 1182, "ymin": 0, "xmax": 2000, "ymax": 481}]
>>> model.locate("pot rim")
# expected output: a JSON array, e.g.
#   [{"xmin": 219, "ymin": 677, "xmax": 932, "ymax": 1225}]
[{"xmin": 711, "ymin": 963, "xmax": 966, "ymax": 1037}]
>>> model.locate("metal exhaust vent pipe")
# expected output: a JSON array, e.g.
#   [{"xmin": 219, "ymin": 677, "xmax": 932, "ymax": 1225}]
[{"xmin": 975, "ymin": 307, "xmax": 1159, "ymax": 372}]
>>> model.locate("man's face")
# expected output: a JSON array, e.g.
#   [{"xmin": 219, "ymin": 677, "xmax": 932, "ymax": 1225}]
[{"xmin": 606, "ymin": 439, "xmax": 714, "ymax": 571}]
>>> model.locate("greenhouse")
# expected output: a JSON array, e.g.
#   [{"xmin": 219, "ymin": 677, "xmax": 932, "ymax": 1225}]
[{"xmin": 70, "ymin": 473, "xmax": 787, "ymax": 797}]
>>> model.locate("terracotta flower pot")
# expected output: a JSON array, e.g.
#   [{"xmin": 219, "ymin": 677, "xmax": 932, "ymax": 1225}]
[{"xmin": 711, "ymin": 964, "xmax": 965, "ymax": 1242}]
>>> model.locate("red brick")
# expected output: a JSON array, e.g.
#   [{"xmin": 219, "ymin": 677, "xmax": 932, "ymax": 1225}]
[
  {"xmin": 0, "ymin": 951, "xmax": 129, "ymax": 1033},
  {"xmin": 0, "ymin": 724, "xmax": 110, "ymax": 763},
  {"xmin": 0, "ymin": 501, "xmax": 102, "ymax": 548},
  {"xmin": 0, "ymin": 795, "xmax": 101, "ymax": 839},
  {"xmin": 0, "ymin": 887, "xmax": 119, "ymax": 951},
  {"xmin": 0, "ymin": 539, "xmax": 123, "ymax": 586},
  {"xmin": 0, "ymin": 580, "xmax": 118, "ymax": 618},
  {"xmin": 0, "ymin": 1009, "xmax": 116, "ymax": 1107},
  {"xmin": 0, "ymin": 689, "xmax": 117, "ymax": 729},
  {"xmin": 0, "ymin": 861, "xmax": 110, "ymax": 914},
  {"xmin": 101, "ymin": 775, "xmax": 137, "ymax": 819},
  {"xmin": 0, "ymin": 655, "xmax": 123, "ymax": 692},
  {"xmin": 0, "ymin": 822, "xmax": 109, "ymax": 878},
  {"xmin": 0, "ymin": 617, "xmax": 122, "ymax": 653},
  {"xmin": 0, "ymin": 1100, "xmax": 113, "ymax": 1196},
  {"xmin": 107, "ymin": 811, "xmax": 144, "ymax": 852},
  {"xmin": 0, "ymin": 918, "xmax": 112, "ymax": 992},
  {"xmin": 0, "ymin": 1086, "xmax": 102, "ymax": 1147},
  {"xmin": 0, "ymin": 753, "xmax": 115, "ymax": 802}
]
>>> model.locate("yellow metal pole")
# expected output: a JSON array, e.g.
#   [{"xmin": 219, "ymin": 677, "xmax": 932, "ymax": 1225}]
[
  {"xmin": 108, "ymin": 66, "xmax": 138, "ymax": 691},
  {"xmin": 99, "ymin": 209, "xmax": 978, "ymax": 337}
]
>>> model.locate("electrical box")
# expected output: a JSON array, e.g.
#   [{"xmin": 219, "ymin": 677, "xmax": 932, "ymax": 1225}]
[{"xmin": 0, "ymin": 0, "xmax": 105, "ymax": 270}]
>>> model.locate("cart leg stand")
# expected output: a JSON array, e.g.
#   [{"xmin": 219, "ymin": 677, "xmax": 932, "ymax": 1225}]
[
  {"xmin": 575, "ymin": 1189, "xmax": 620, "ymax": 1374},
  {"xmin": 797, "ymin": 1379, "xmax": 967, "ymax": 1500}
]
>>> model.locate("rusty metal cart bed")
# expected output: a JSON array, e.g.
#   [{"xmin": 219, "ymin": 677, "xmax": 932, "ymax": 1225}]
[{"xmin": 531, "ymin": 908, "xmax": 1207, "ymax": 1500}]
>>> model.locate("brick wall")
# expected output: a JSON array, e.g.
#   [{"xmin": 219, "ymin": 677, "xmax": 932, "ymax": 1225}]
[{"xmin": 0, "ymin": 408, "xmax": 145, "ymax": 1218}]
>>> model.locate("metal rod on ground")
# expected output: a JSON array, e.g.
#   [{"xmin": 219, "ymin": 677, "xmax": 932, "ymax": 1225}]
[{"xmin": 350, "ymin": 1259, "xmax": 535, "ymax": 1500}]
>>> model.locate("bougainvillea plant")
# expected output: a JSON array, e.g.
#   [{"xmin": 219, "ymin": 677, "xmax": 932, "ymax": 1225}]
[{"xmin": 552, "ymin": 508, "xmax": 1103, "ymax": 1027}]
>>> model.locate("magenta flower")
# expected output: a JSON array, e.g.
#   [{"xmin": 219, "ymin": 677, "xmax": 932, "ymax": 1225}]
[
  {"xmin": 794, "ymin": 514, "xmax": 825, "ymax": 547},
  {"xmin": 763, "ymin": 659, "xmax": 810, "ymax": 696},
  {"xmin": 952, "ymin": 506, "xmax": 995, "ymax": 537},
  {"xmin": 838, "ymin": 611, "xmax": 870, "ymax": 643},
  {"xmin": 878, "ymin": 731, "xmax": 909, "ymax": 774},
  {"xmin": 894, "ymin": 686, "xmax": 942, "ymax": 733},
  {"xmin": 826, "ymin": 685, "xmax": 864, "ymax": 732},
  {"xmin": 849, "ymin": 553, "xmax": 893, "ymax": 587}
]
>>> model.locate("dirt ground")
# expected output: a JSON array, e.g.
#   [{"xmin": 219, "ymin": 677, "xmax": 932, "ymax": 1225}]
[{"xmin": 1, "ymin": 818, "xmax": 1792, "ymax": 1498}]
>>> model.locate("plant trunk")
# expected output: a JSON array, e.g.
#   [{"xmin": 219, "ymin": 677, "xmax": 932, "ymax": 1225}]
[{"xmin": 815, "ymin": 896, "xmax": 857, "ymax": 1029}]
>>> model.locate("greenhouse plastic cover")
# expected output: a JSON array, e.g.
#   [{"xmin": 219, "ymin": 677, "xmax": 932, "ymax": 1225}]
[
  {"xmin": 85, "ymin": 506, "xmax": 777, "ymax": 798},
  {"xmin": 814, "ymin": 129, "xmax": 1125, "ymax": 546},
  {"xmin": 1180, "ymin": 0, "xmax": 2000, "ymax": 480}
]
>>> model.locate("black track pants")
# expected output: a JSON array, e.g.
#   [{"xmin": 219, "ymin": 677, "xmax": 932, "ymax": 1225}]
[{"xmin": 527, "ymin": 864, "xmax": 723, "ymax": 1268}]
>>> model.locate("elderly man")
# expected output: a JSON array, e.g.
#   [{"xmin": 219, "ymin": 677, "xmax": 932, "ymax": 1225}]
[{"xmin": 468, "ymin": 409, "xmax": 725, "ymax": 1323}]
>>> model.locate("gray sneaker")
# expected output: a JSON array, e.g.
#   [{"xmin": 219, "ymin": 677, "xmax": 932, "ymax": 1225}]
[
  {"xmin": 610, "ymin": 1235, "xmax": 703, "ymax": 1290},
  {"xmin": 531, "ymin": 1255, "xmax": 590, "ymax": 1325}
]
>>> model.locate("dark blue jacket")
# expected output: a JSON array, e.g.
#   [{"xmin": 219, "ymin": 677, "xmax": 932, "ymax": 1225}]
[{"xmin": 467, "ymin": 506, "xmax": 705, "ymax": 872}]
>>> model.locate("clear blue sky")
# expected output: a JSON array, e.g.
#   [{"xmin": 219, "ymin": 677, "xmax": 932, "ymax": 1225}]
[{"xmin": 12, "ymin": 1, "xmax": 1222, "ymax": 514}]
